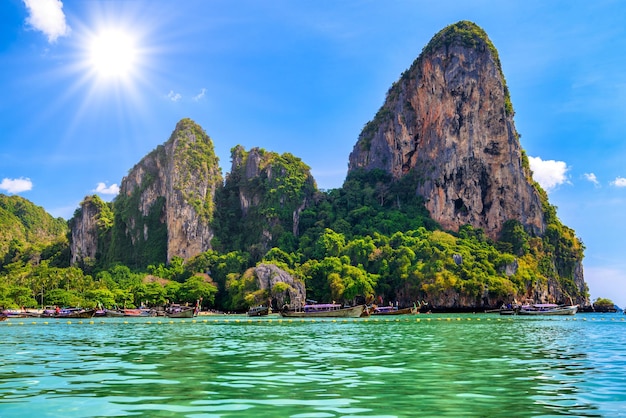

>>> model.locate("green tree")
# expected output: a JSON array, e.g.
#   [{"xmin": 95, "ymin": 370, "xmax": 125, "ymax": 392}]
[{"xmin": 179, "ymin": 275, "xmax": 218, "ymax": 306}]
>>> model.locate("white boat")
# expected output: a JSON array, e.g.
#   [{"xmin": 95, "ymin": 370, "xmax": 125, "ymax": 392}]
[
  {"xmin": 279, "ymin": 303, "xmax": 365, "ymax": 318},
  {"xmin": 247, "ymin": 305, "xmax": 270, "ymax": 316},
  {"xmin": 518, "ymin": 304, "xmax": 578, "ymax": 316}
]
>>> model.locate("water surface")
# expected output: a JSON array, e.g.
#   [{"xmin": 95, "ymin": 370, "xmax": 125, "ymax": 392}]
[{"xmin": 1, "ymin": 314, "xmax": 625, "ymax": 417}]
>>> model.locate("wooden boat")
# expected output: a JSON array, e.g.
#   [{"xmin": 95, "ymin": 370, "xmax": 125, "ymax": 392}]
[
  {"xmin": 165, "ymin": 304, "xmax": 196, "ymax": 318},
  {"xmin": 2, "ymin": 309, "xmax": 40, "ymax": 318},
  {"xmin": 54, "ymin": 308, "xmax": 97, "ymax": 318},
  {"xmin": 280, "ymin": 303, "xmax": 365, "ymax": 318},
  {"xmin": 103, "ymin": 308, "xmax": 157, "ymax": 317},
  {"xmin": 104, "ymin": 309, "xmax": 125, "ymax": 317},
  {"xmin": 517, "ymin": 304, "xmax": 578, "ymax": 316},
  {"xmin": 498, "ymin": 303, "xmax": 520, "ymax": 315},
  {"xmin": 41, "ymin": 306, "xmax": 58, "ymax": 317},
  {"xmin": 123, "ymin": 308, "xmax": 157, "ymax": 317},
  {"xmin": 370, "ymin": 305, "xmax": 417, "ymax": 316},
  {"xmin": 247, "ymin": 305, "xmax": 270, "ymax": 316}
]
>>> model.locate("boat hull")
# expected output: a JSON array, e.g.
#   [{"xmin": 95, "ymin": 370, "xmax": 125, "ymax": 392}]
[
  {"xmin": 55, "ymin": 309, "xmax": 97, "ymax": 318},
  {"xmin": 371, "ymin": 307, "xmax": 417, "ymax": 316},
  {"xmin": 166, "ymin": 309, "xmax": 195, "ymax": 318},
  {"xmin": 165, "ymin": 304, "xmax": 197, "ymax": 318},
  {"xmin": 104, "ymin": 309, "xmax": 125, "ymax": 317},
  {"xmin": 518, "ymin": 305, "xmax": 578, "ymax": 316},
  {"xmin": 499, "ymin": 309, "xmax": 517, "ymax": 315},
  {"xmin": 280, "ymin": 305, "xmax": 365, "ymax": 318}
]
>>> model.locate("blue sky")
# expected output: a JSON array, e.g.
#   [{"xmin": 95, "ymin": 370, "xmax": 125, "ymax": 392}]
[{"xmin": 1, "ymin": 0, "xmax": 625, "ymax": 306}]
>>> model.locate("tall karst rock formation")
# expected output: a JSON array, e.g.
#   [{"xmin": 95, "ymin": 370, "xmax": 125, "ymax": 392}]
[
  {"xmin": 69, "ymin": 195, "xmax": 112, "ymax": 266},
  {"xmin": 117, "ymin": 118, "xmax": 222, "ymax": 263},
  {"xmin": 214, "ymin": 145, "xmax": 317, "ymax": 256},
  {"xmin": 71, "ymin": 119, "xmax": 222, "ymax": 267},
  {"xmin": 348, "ymin": 21, "xmax": 545, "ymax": 240}
]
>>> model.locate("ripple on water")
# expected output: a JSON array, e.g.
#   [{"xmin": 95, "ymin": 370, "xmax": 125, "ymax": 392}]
[{"xmin": 1, "ymin": 314, "xmax": 626, "ymax": 417}]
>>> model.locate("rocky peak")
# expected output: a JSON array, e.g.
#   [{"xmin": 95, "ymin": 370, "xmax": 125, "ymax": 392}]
[
  {"xmin": 348, "ymin": 21, "xmax": 545, "ymax": 239},
  {"xmin": 216, "ymin": 146, "xmax": 316, "ymax": 254},
  {"xmin": 107, "ymin": 118, "xmax": 222, "ymax": 265},
  {"xmin": 69, "ymin": 195, "xmax": 110, "ymax": 266}
]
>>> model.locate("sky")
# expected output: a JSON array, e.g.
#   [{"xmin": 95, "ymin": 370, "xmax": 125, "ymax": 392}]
[{"xmin": 1, "ymin": 0, "xmax": 625, "ymax": 306}]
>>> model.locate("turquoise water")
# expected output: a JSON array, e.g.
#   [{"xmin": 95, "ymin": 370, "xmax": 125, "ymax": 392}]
[{"xmin": 1, "ymin": 314, "xmax": 626, "ymax": 417}]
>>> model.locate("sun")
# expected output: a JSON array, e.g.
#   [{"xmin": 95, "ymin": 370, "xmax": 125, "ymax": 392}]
[{"xmin": 88, "ymin": 29, "xmax": 138, "ymax": 79}]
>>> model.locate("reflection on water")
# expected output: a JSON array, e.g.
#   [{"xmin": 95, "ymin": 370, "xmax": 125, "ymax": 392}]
[{"xmin": 1, "ymin": 315, "xmax": 626, "ymax": 417}]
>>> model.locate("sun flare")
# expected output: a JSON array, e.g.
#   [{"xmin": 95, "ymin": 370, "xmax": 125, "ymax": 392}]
[{"xmin": 88, "ymin": 29, "xmax": 138, "ymax": 79}]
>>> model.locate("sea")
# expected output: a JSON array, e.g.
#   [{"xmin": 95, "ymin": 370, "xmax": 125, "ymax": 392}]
[{"xmin": 1, "ymin": 313, "xmax": 626, "ymax": 418}]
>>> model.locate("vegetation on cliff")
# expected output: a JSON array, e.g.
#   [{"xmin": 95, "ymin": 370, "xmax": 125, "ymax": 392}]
[
  {"xmin": 171, "ymin": 118, "xmax": 222, "ymax": 223},
  {"xmin": 213, "ymin": 146, "xmax": 316, "ymax": 258},
  {"xmin": 109, "ymin": 175, "xmax": 168, "ymax": 268}
]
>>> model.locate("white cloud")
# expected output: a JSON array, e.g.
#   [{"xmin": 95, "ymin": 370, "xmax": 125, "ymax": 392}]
[
  {"xmin": 23, "ymin": 0, "xmax": 70, "ymax": 43},
  {"xmin": 167, "ymin": 90, "xmax": 182, "ymax": 102},
  {"xmin": 584, "ymin": 172, "xmax": 600, "ymax": 186},
  {"xmin": 193, "ymin": 88, "xmax": 207, "ymax": 101},
  {"xmin": 611, "ymin": 177, "xmax": 626, "ymax": 187},
  {"xmin": 0, "ymin": 177, "xmax": 33, "ymax": 194},
  {"xmin": 528, "ymin": 156, "xmax": 569, "ymax": 192},
  {"xmin": 94, "ymin": 182, "xmax": 120, "ymax": 195}
]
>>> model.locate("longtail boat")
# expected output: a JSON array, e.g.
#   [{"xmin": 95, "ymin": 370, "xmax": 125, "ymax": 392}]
[
  {"xmin": 280, "ymin": 303, "xmax": 365, "ymax": 318},
  {"xmin": 370, "ymin": 305, "xmax": 417, "ymax": 316},
  {"xmin": 54, "ymin": 308, "xmax": 97, "ymax": 318},
  {"xmin": 247, "ymin": 305, "xmax": 270, "ymax": 316},
  {"xmin": 165, "ymin": 304, "xmax": 197, "ymax": 318},
  {"xmin": 517, "ymin": 304, "xmax": 578, "ymax": 316}
]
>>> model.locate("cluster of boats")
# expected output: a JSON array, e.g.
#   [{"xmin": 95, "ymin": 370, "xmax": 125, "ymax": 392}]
[
  {"xmin": 1, "ymin": 304, "xmax": 198, "ymax": 319},
  {"xmin": 2, "ymin": 302, "xmax": 581, "ymax": 321},
  {"xmin": 247, "ymin": 303, "xmax": 419, "ymax": 318},
  {"xmin": 97, "ymin": 305, "xmax": 197, "ymax": 318},
  {"xmin": 247, "ymin": 302, "xmax": 579, "ymax": 318},
  {"xmin": 0, "ymin": 307, "xmax": 98, "ymax": 319}
]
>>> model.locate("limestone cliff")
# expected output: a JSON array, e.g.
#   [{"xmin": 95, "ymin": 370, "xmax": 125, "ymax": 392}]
[
  {"xmin": 69, "ymin": 195, "xmax": 111, "ymax": 266},
  {"xmin": 348, "ymin": 21, "xmax": 545, "ymax": 240},
  {"xmin": 112, "ymin": 118, "xmax": 222, "ymax": 264},
  {"xmin": 214, "ymin": 145, "xmax": 316, "ymax": 255}
]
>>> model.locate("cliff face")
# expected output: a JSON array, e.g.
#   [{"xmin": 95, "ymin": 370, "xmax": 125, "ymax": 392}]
[
  {"xmin": 69, "ymin": 196, "xmax": 101, "ymax": 265},
  {"xmin": 348, "ymin": 21, "xmax": 545, "ymax": 240},
  {"xmin": 114, "ymin": 118, "xmax": 222, "ymax": 264},
  {"xmin": 214, "ymin": 145, "xmax": 316, "ymax": 254}
]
